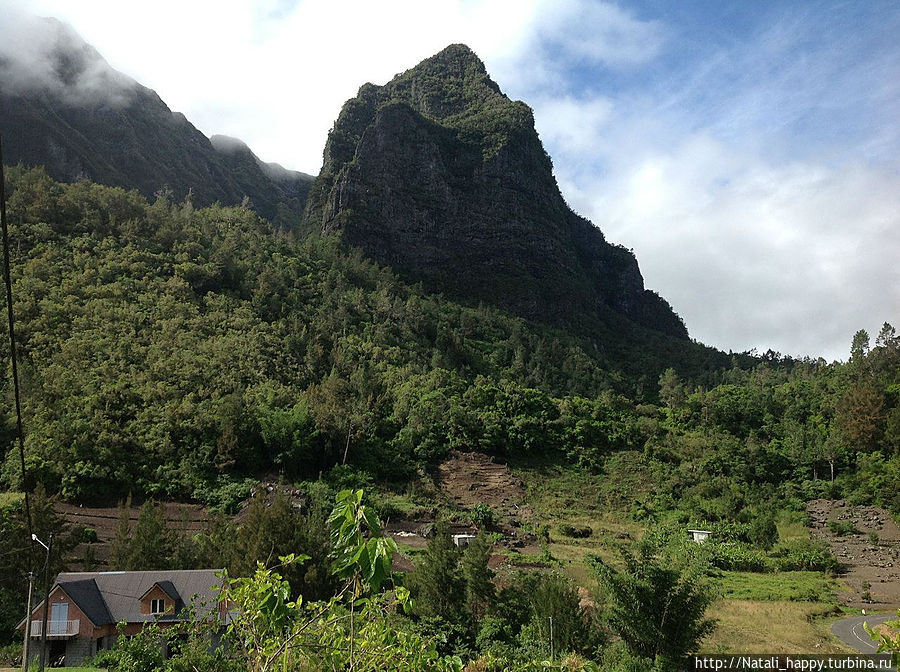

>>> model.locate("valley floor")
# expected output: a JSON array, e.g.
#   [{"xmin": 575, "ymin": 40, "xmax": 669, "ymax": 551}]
[{"xmin": 30, "ymin": 450, "xmax": 900, "ymax": 657}]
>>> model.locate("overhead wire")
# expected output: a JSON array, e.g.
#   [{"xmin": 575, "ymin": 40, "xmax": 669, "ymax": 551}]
[{"xmin": 0, "ymin": 134, "xmax": 36, "ymax": 571}]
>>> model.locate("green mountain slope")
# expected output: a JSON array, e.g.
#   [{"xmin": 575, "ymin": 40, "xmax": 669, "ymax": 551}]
[
  {"xmin": 0, "ymin": 17, "xmax": 312, "ymax": 227},
  {"xmin": 0, "ymin": 169, "xmax": 739, "ymax": 502}
]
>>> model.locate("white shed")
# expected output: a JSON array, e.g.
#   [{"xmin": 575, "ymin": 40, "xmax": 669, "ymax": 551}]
[
  {"xmin": 452, "ymin": 533, "xmax": 477, "ymax": 548},
  {"xmin": 687, "ymin": 529, "xmax": 712, "ymax": 544}
]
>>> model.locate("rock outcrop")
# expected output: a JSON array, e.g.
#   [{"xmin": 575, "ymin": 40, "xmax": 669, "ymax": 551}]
[{"xmin": 303, "ymin": 44, "xmax": 687, "ymax": 339}]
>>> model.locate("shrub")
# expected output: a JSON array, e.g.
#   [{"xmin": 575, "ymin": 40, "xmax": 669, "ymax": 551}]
[
  {"xmin": 747, "ymin": 514, "xmax": 778, "ymax": 550},
  {"xmin": 192, "ymin": 476, "xmax": 254, "ymax": 514},
  {"xmin": 827, "ymin": 520, "xmax": 858, "ymax": 536},
  {"xmin": 772, "ymin": 538, "xmax": 839, "ymax": 573},
  {"xmin": 0, "ymin": 643, "xmax": 20, "ymax": 667},
  {"xmin": 556, "ymin": 523, "xmax": 592, "ymax": 538},
  {"xmin": 703, "ymin": 542, "xmax": 774, "ymax": 573},
  {"xmin": 470, "ymin": 504, "xmax": 496, "ymax": 530}
]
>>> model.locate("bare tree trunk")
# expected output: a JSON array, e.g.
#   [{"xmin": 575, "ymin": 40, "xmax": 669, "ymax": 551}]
[{"xmin": 342, "ymin": 422, "xmax": 352, "ymax": 465}]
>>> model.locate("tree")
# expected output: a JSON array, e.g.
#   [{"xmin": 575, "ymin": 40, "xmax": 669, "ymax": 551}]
[
  {"xmin": 591, "ymin": 545, "xmax": 716, "ymax": 668},
  {"xmin": 110, "ymin": 500, "xmax": 178, "ymax": 570},
  {"xmin": 229, "ymin": 487, "xmax": 338, "ymax": 601},
  {"xmin": 835, "ymin": 384, "xmax": 884, "ymax": 453},
  {"xmin": 518, "ymin": 571, "xmax": 601, "ymax": 659},
  {"xmin": 851, "ymin": 329, "xmax": 870, "ymax": 363},
  {"xmin": 658, "ymin": 368, "xmax": 685, "ymax": 411},
  {"xmin": 129, "ymin": 500, "xmax": 178, "ymax": 570},
  {"xmin": 460, "ymin": 532, "xmax": 495, "ymax": 621},
  {"xmin": 408, "ymin": 522, "xmax": 464, "ymax": 619},
  {"xmin": 876, "ymin": 322, "xmax": 898, "ymax": 350}
]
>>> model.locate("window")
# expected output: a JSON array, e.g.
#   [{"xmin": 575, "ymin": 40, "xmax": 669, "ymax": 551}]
[
  {"xmin": 150, "ymin": 598, "xmax": 165, "ymax": 615},
  {"xmin": 49, "ymin": 602, "xmax": 68, "ymax": 634}
]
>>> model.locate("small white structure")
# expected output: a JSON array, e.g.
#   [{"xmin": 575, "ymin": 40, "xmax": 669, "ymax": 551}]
[
  {"xmin": 452, "ymin": 533, "xmax": 477, "ymax": 548},
  {"xmin": 687, "ymin": 529, "xmax": 712, "ymax": 544}
]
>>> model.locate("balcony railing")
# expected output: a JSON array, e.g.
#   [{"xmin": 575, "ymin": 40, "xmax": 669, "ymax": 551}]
[{"xmin": 29, "ymin": 619, "xmax": 79, "ymax": 637}]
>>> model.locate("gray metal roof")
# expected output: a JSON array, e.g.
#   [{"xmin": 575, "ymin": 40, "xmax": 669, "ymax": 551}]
[
  {"xmin": 58, "ymin": 579, "xmax": 114, "ymax": 626},
  {"xmin": 54, "ymin": 569, "xmax": 222, "ymax": 624}
]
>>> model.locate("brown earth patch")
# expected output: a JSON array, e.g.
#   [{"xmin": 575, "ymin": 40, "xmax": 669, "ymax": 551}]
[
  {"xmin": 436, "ymin": 450, "xmax": 529, "ymax": 520},
  {"xmin": 56, "ymin": 501, "xmax": 209, "ymax": 570},
  {"xmin": 385, "ymin": 452, "xmax": 540, "ymax": 568},
  {"xmin": 807, "ymin": 499, "xmax": 900, "ymax": 609}
]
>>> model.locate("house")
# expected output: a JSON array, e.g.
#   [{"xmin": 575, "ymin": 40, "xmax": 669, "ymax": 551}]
[
  {"xmin": 18, "ymin": 569, "xmax": 223, "ymax": 667},
  {"xmin": 687, "ymin": 529, "xmax": 712, "ymax": 544}
]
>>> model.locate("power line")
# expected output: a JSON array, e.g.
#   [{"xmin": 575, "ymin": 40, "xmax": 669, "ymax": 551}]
[{"xmin": 0, "ymin": 134, "xmax": 35, "ymax": 571}]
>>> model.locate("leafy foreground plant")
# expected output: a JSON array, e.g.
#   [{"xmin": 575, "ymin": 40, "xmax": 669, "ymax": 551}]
[
  {"xmin": 865, "ymin": 609, "xmax": 900, "ymax": 659},
  {"xmin": 217, "ymin": 488, "xmax": 462, "ymax": 671}
]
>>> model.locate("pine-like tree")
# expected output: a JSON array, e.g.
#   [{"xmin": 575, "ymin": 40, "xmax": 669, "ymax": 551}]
[
  {"xmin": 591, "ymin": 545, "xmax": 716, "ymax": 666},
  {"xmin": 460, "ymin": 532, "xmax": 494, "ymax": 620},
  {"xmin": 408, "ymin": 521, "xmax": 464, "ymax": 619}
]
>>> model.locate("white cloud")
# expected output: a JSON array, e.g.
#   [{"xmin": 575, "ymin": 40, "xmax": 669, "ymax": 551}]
[
  {"xmin": 14, "ymin": 0, "xmax": 541, "ymax": 171},
  {"xmin": 562, "ymin": 134, "xmax": 900, "ymax": 362},
  {"xmin": 536, "ymin": 0, "xmax": 665, "ymax": 68},
  {"xmin": 0, "ymin": 7, "xmax": 136, "ymax": 105},
  {"xmin": 14, "ymin": 0, "xmax": 659, "ymax": 172},
  {"xmin": 529, "ymin": 95, "xmax": 613, "ymax": 157}
]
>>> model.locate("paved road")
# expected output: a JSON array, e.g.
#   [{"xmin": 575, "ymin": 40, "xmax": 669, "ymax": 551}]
[{"xmin": 831, "ymin": 612, "xmax": 895, "ymax": 652}]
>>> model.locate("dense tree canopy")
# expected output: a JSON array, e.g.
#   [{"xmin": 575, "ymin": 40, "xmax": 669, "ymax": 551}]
[{"xmin": 0, "ymin": 167, "xmax": 752, "ymax": 503}]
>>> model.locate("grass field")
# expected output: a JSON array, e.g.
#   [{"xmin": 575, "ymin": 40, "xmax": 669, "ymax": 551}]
[
  {"xmin": 511, "ymin": 456, "xmax": 859, "ymax": 654},
  {"xmin": 700, "ymin": 600, "xmax": 852, "ymax": 654},
  {"xmin": 713, "ymin": 570, "xmax": 841, "ymax": 603}
]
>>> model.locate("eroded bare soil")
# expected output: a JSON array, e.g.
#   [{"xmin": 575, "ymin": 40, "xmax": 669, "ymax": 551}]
[
  {"xmin": 807, "ymin": 499, "xmax": 900, "ymax": 609},
  {"xmin": 436, "ymin": 450, "xmax": 529, "ymax": 520},
  {"xmin": 386, "ymin": 451, "xmax": 541, "ymax": 561}
]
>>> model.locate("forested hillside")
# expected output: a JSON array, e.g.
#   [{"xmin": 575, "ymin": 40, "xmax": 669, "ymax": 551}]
[
  {"xmin": 0, "ymin": 167, "xmax": 741, "ymax": 504},
  {"xmin": 2, "ymin": 167, "xmax": 897, "ymax": 514}
]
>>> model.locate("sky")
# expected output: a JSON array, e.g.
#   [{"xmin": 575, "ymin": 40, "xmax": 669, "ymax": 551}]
[{"xmin": 3, "ymin": 0, "xmax": 899, "ymax": 363}]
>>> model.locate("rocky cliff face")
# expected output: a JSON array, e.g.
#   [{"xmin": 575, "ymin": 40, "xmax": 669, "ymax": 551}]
[
  {"xmin": 303, "ymin": 45, "xmax": 687, "ymax": 339},
  {"xmin": 0, "ymin": 18, "xmax": 312, "ymax": 227}
]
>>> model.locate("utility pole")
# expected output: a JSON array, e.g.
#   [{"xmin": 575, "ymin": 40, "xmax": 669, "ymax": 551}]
[
  {"xmin": 21, "ymin": 572, "xmax": 33, "ymax": 672},
  {"xmin": 35, "ymin": 533, "xmax": 53, "ymax": 672},
  {"xmin": 549, "ymin": 615, "xmax": 554, "ymax": 662},
  {"xmin": 1, "ymin": 131, "xmax": 38, "ymax": 672}
]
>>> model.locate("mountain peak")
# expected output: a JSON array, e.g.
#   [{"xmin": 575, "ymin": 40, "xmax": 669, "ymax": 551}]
[
  {"xmin": 419, "ymin": 43, "xmax": 487, "ymax": 74},
  {"xmin": 302, "ymin": 46, "xmax": 688, "ymax": 340},
  {"xmin": 0, "ymin": 16, "xmax": 136, "ymax": 106},
  {"xmin": 386, "ymin": 43, "xmax": 503, "ymax": 122}
]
